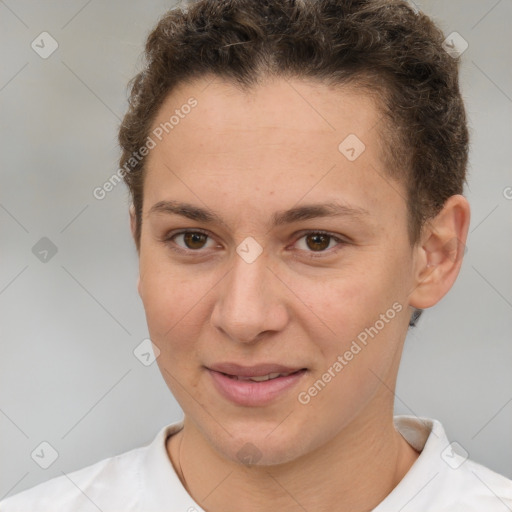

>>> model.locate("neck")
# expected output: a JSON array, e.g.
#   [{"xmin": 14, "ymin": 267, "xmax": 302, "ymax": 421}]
[{"xmin": 167, "ymin": 404, "xmax": 419, "ymax": 512}]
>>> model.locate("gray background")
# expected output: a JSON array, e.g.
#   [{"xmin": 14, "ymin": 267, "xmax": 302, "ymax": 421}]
[{"xmin": 1, "ymin": 0, "xmax": 511, "ymax": 498}]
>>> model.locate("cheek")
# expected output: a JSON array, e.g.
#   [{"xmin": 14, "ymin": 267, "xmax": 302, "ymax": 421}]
[
  {"xmin": 138, "ymin": 260, "xmax": 225, "ymax": 384},
  {"xmin": 291, "ymin": 269, "xmax": 396, "ymax": 335},
  {"xmin": 292, "ymin": 268, "xmax": 409, "ymax": 427},
  {"xmin": 141, "ymin": 268, "xmax": 208, "ymax": 395},
  {"xmin": 287, "ymin": 255, "xmax": 409, "ymax": 367},
  {"xmin": 139, "ymin": 263, "xmax": 200, "ymax": 348},
  {"xmin": 139, "ymin": 248, "xmax": 197, "ymax": 320}
]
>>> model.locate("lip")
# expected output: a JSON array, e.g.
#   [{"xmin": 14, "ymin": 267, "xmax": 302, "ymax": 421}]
[{"xmin": 206, "ymin": 363, "xmax": 307, "ymax": 407}]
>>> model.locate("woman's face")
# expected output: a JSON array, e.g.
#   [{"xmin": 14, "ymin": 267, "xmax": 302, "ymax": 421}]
[{"xmin": 135, "ymin": 76, "xmax": 417, "ymax": 465}]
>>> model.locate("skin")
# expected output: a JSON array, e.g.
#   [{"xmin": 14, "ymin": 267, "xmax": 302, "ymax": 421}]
[{"xmin": 130, "ymin": 75, "xmax": 470, "ymax": 512}]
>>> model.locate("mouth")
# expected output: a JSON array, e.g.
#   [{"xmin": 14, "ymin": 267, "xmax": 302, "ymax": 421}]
[
  {"xmin": 220, "ymin": 369, "xmax": 305, "ymax": 382},
  {"xmin": 207, "ymin": 362, "xmax": 306, "ymax": 377},
  {"xmin": 206, "ymin": 363, "xmax": 308, "ymax": 406}
]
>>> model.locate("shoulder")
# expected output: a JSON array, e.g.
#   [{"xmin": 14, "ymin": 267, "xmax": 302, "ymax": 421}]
[
  {"xmin": 0, "ymin": 445, "xmax": 145, "ymax": 512},
  {"xmin": 378, "ymin": 416, "xmax": 512, "ymax": 512},
  {"xmin": 428, "ymin": 418, "xmax": 512, "ymax": 510},
  {"xmin": 0, "ymin": 423, "xmax": 184, "ymax": 512},
  {"xmin": 445, "ymin": 456, "xmax": 512, "ymax": 510}
]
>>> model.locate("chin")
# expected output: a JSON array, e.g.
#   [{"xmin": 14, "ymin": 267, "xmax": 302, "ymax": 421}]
[
  {"xmin": 226, "ymin": 437, "xmax": 306, "ymax": 467},
  {"xmin": 206, "ymin": 419, "xmax": 312, "ymax": 467}
]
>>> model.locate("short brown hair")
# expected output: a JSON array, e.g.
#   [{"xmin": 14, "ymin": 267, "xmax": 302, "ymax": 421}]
[{"xmin": 119, "ymin": 0, "xmax": 468, "ymax": 253}]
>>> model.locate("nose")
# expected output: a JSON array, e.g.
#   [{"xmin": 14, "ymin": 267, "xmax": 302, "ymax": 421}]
[{"xmin": 210, "ymin": 250, "xmax": 289, "ymax": 344}]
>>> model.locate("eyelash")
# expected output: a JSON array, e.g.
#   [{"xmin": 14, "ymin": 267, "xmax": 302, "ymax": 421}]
[{"xmin": 161, "ymin": 229, "xmax": 348, "ymax": 259}]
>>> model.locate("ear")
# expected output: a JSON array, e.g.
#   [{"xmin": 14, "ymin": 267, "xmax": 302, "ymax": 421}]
[
  {"xmin": 129, "ymin": 204, "xmax": 142, "ymax": 296},
  {"xmin": 129, "ymin": 203, "xmax": 137, "ymax": 241},
  {"xmin": 409, "ymin": 194, "xmax": 470, "ymax": 309}
]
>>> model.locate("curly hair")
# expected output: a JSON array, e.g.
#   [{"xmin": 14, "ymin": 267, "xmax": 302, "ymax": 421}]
[{"xmin": 118, "ymin": 0, "xmax": 469, "ymax": 325}]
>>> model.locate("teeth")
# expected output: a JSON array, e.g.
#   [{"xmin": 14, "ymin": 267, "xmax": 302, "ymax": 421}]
[{"xmin": 236, "ymin": 372, "xmax": 292, "ymax": 382}]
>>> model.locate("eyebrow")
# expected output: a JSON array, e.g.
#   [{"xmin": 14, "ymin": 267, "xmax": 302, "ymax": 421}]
[{"xmin": 148, "ymin": 200, "xmax": 369, "ymax": 227}]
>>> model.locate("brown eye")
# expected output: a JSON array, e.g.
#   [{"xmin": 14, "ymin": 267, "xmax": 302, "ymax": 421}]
[
  {"xmin": 305, "ymin": 233, "xmax": 331, "ymax": 251},
  {"xmin": 294, "ymin": 231, "xmax": 346, "ymax": 257},
  {"xmin": 182, "ymin": 232, "xmax": 208, "ymax": 249},
  {"xmin": 163, "ymin": 230, "xmax": 218, "ymax": 255}
]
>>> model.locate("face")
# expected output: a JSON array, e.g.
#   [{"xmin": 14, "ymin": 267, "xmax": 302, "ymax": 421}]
[{"xmin": 135, "ymin": 76, "xmax": 417, "ymax": 465}]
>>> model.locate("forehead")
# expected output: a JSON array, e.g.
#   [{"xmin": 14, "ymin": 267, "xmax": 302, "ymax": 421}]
[
  {"xmin": 143, "ymin": 76, "xmax": 407, "ymax": 228},
  {"xmin": 151, "ymin": 76, "xmax": 382, "ymax": 154}
]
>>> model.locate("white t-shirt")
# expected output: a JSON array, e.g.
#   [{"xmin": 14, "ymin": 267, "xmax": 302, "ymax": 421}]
[{"xmin": 1, "ymin": 415, "xmax": 511, "ymax": 511}]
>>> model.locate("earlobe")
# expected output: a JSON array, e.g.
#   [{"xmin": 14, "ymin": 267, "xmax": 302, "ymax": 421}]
[{"xmin": 409, "ymin": 194, "xmax": 470, "ymax": 310}]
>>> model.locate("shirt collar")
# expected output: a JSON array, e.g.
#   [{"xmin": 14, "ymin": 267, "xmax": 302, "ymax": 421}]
[
  {"xmin": 140, "ymin": 417, "xmax": 208, "ymax": 512},
  {"xmin": 139, "ymin": 415, "xmax": 445, "ymax": 512},
  {"xmin": 372, "ymin": 415, "xmax": 453, "ymax": 511}
]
